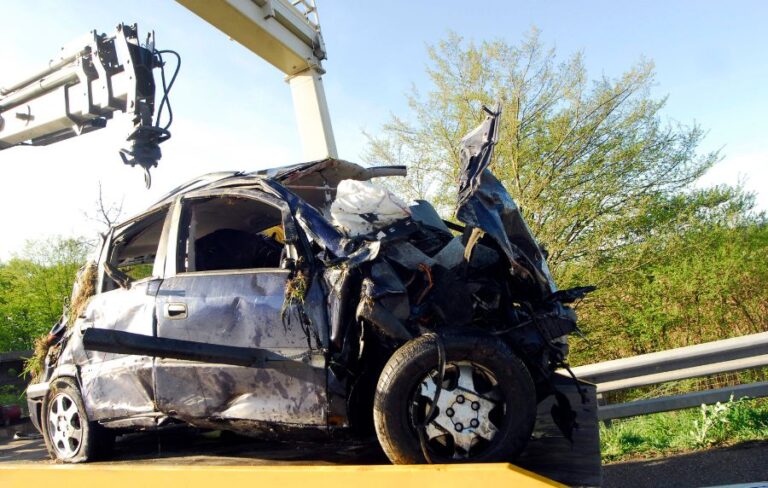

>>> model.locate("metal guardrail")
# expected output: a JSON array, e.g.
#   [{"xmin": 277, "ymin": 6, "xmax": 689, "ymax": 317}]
[
  {"xmin": 569, "ymin": 332, "xmax": 768, "ymax": 420},
  {"xmin": 0, "ymin": 351, "xmax": 32, "ymax": 363}
]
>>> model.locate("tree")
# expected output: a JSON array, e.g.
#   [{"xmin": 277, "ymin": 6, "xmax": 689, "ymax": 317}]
[
  {"xmin": 83, "ymin": 181, "xmax": 124, "ymax": 238},
  {"xmin": 365, "ymin": 29, "xmax": 720, "ymax": 272},
  {"xmin": 0, "ymin": 237, "xmax": 88, "ymax": 351}
]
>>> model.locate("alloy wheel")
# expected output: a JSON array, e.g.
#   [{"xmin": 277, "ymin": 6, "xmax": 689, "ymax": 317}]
[{"xmin": 47, "ymin": 392, "xmax": 84, "ymax": 459}]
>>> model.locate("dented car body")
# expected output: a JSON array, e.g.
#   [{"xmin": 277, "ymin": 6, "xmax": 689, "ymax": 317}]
[{"xmin": 27, "ymin": 107, "xmax": 592, "ymax": 463}]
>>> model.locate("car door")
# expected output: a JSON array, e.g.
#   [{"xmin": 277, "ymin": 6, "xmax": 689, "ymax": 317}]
[
  {"xmin": 153, "ymin": 189, "xmax": 327, "ymax": 426},
  {"xmin": 79, "ymin": 205, "xmax": 171, "ymax": 421}
]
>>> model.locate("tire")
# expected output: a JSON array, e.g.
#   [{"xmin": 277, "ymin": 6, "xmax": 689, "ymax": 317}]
[
  {"xmin": 41, "ymin": 377, "xmax": 114, "ymax": 463},
  {"xmin": 374, "ymin": 332, "xmax": 536, "ymax": 464}
]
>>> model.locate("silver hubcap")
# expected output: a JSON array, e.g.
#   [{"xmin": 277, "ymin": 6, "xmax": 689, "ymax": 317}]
[
  {"xmin": 47, "ymin": 392, "xmax": 83, "ymax": 459},
  {"xmin": 415, "ymin": 361, "xmax": 503, "ymax": 459}
]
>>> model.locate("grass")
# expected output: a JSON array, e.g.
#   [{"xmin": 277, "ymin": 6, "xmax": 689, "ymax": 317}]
[
  {"xmin": 280, "ymin": 269, "xmax": 308, "ymax": 320},
  {"xmin": 21, "ymin": 334, "xmax": 50, "ymax": 382},
  {"xmin": 600, "ymin": 397, "xmax": 768, "ymax": 462},
  {"xmin": 67, "ymin": 262, "xmax": 96, "ymax": 326}
]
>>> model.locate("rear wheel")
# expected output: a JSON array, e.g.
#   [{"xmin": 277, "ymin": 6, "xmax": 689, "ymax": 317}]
[
  {"xmin": 41, "ymin": 378, "xmax": 114, "ymax": 463},
  {"xmin": 374, "ymin": 333, "xmax": 536, "ymax": 464}
]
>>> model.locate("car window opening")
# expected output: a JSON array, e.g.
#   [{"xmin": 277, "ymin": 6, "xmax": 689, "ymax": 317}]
[
  {"xmin": 105, "ymin": 208, "xmax": 169, "ymax": 291},
  {"xmin": 178, "ymin": 196, "xmax": 285, "ymax": 272}
]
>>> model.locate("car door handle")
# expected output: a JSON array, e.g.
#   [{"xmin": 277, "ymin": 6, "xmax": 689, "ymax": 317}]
[{"xmin": 165, "ymin": 303, "xmax": 188, "ymax": 319}]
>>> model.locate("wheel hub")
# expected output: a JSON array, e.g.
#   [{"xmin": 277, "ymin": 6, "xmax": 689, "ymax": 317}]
[
  {"xmin": 444, "ymin": 393, "xmax": 483, "ymax": 433},
  {"xmin": 418, "ymin": 362, "xmax": 502, "ymax": 458}
]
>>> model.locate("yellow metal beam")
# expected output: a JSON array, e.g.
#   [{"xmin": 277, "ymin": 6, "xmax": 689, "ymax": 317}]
[
  {"xmin": 176, "ymin": 0, "xmax": 317, "ymax": 76},
  {"xmin": 0, "ymin": 463, "xmax": 564, "ymax": 488}
]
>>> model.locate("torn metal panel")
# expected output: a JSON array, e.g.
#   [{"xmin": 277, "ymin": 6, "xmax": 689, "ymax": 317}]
[
  {"xmin": 457, "ymin": 104, "xmax": 502, "ymax": 208},
  {"xmin": 303, "ymin": 273, "xmax": 330, "ymax": 350},
  {"xmin": 152, "ymin": 159, "xmax": 408, "ymax": 214},
  {"xmin": 342, "ymin": 240, "xmax": 382, "ymax": 269},
  {"xmin": 384, "ymin": 241, "xmax": 436, "ymax": 269},
  {"xmin": 355, "ymin": 261, "xmax": 413, "ymax": 342},
  {"xmin": 355, "ymin": 294, "xmax": 413, "ymax": 341},
  {"xmin": 288, "ymin": 193, "xmax": 348, "ymax": 257},
  {"xmin": 259, "ymin": 158, "xmax": 406, "ymax": 189},
  {"xmin": 432, "ymin": 236, "xmax": 464, "ymax": 270},
  {"xmin": 409, "ymin": 200, "xmax": 453, "ymax": 236},
  {"xmin": 455, "ymin": 106, "xmax": 556, "ymax": 300},
  {"xmin": 369, "ymin": 262, "xmax": 409, "ymax": 309},
  {"xmin": 324, "ymin": 264, "xmax": 360, "ymax": 348},
  {"xmin": 457, "ymin": 170, "xmax": 556, "ymax": 299}
]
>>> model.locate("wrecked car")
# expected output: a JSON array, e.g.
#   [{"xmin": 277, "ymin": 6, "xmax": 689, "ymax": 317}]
[{"xmin": 26, "ymin": 106, "xmax": 592, "ymax": 464}]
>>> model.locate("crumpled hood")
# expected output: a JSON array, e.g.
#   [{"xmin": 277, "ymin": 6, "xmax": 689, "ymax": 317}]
[
  {"xmin": 254, "ymin": 159, "xmax": 406, "ymax": 211},
  {"xmin": 456, "ymin": 104, "xmax": 556, "ymax": 300}
]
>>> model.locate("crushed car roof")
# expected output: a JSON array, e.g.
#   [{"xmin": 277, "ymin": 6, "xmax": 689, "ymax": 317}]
[{"xmin": 152, "ymin": 159, "xmax": 406, "ymax": 210}]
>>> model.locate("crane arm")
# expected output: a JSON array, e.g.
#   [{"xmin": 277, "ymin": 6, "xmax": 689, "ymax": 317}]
[{"xmin": 0, "ymin": 23, "xmax": 174, "ymax": 187}]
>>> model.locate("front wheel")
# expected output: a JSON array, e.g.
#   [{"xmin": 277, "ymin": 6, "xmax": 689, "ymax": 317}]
[
  {"xmin": 374, "ymin": 333, "xmax": 536, "ymax": 464},
  {"xmin": 41, "ymin": 378, "xmax": 114, "ymax": 463}
]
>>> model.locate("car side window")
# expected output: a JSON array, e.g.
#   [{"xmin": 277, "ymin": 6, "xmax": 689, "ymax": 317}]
[
  {"xmin": 103, "ymin": 207, "xmax": 169, "ymax": 291},
  {"xmin": 177, "ymin": 195, "xmax": 285, "ymax": 273}
]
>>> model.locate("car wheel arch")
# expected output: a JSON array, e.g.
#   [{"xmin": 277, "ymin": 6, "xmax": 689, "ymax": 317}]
[
  {"xmin": 47, "ymin": 365, "xmax": 82, "ymax": 395},
  {"xmin": 45, "ymin": 367, "xmax": 97, "ymax": 419}
]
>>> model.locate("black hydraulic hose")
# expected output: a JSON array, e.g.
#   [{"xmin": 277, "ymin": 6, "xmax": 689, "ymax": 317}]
[{"xmin": 154, "ymin": 49, "xmax": 181, "ymax": 131}]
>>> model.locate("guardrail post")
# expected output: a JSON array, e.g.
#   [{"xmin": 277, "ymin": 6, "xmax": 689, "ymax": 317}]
[{"xmin": 596, "ymin": 392, "xmax": 612, "ymax": 427}]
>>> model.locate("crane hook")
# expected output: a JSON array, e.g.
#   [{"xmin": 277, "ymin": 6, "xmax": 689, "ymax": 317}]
[
  {"xmin": 119, "ymin": 126, "xmax": 169, "ymax": 189},
  {"xmin": 143, "ymin": 166, "xmax": 152, "ymax": 189}
]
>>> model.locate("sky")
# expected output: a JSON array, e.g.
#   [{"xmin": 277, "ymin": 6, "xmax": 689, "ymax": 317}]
[{"xmin": 0, "ymin": 0, "xmax": 766, "ymax": 259}]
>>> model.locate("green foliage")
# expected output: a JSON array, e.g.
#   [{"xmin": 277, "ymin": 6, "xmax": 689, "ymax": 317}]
[
  {"xmin": 0, "ymin": 236, "xmax": 89, "ymax": 352},
  {"xmin": 601, "ymin": 397, "xmax": 768, "ymax": 462},
  {"xmin": 567, "ymin": 212, "xmax": 768, "ymax": 364}
]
